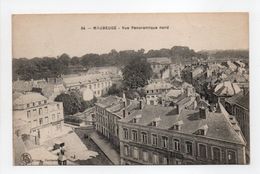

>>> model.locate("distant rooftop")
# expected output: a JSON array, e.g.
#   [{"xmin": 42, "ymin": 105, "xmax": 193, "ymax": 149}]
[{"xmin": 147, "ymin": 57, "xmax": 171, "ymax": 64}]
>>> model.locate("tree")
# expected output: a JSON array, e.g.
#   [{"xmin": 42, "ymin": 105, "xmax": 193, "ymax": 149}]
[
  {"xmin": 122, "ymin": 58, "xmax": 153, "ymax": 89},
  {"xmin": 107, "ymin": 84, "xmax": 123, "ymax": 96},
  {"xmin": 55, "ymin": 93, "xmax": 81, "ymax": 115}
]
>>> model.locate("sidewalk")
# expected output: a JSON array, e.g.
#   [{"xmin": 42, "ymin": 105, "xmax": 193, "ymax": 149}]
[{"xmin": 90, "ymin": 132, "xmax": 120, "ymax": 165}]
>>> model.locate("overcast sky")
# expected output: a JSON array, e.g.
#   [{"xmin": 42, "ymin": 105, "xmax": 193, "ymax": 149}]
[{"xmin": 12, "ymin": 13, "xmax": 248, "ymax": 59}]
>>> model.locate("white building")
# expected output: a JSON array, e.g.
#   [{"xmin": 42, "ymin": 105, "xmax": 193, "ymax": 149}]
[
  {"xmin": 13, "ymin": 92, "xmax": 64, "ymax": 144},
  {"xmin": 62, "ymin": 73, "xmax": 112, "ymax": 97}
]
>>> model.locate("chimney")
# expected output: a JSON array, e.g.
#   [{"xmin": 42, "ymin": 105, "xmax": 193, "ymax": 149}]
[
  {"xmin": 176, "ymin": 104, "xmax": 181, "ymax": 114},
  {"xmin": 123, "ymin": 109, "xmax": 126, "ymax": 118},
  {"xmin": 199, "ymin": 107, "xmax": 208, "ymax": 119},
  {"xmin": 139, "ymin": 100, "xmax": 143, "ymax": 110}
]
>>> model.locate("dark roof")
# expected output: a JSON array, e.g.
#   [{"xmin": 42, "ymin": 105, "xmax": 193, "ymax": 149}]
[
  {"xmin": 226, "ymin": 91, "xmax": 249, "ymax": 110},
  {"xmin": 95, "ymin": 95, "xmax": 139, "ymax": 118},
  {"xmin": 120, "ymin": 104, "xmax": 245, "ymax": 145}
]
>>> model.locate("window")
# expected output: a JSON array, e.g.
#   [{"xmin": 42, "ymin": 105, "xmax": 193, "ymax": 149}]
[
  {"xmin": 33, "ymin": 109, "xmax": 37, "ymax": 116},
  {"xmin": 185, "ymin": 141, "xmax": 193, "ymax": 155},
  {"xmin": 44, "ymin": 106, "xmax": 48, "ymax": 113},
  {"xmin": 152, "ymin": 134, "xmax": 158, "ymax": 146},
  {"xmin": 198, "ymin": 129, "xmax": 205, "ymax": 135},
  {"xmin": 44, "ymin": 100, "xmax": 47, "ymax": 104},
  {"xmin": 39, "ymin": 118, "xmax": 43, "ymax": 125},
  {"xmin": 52, "ymin": 114, "xmax": 56, "ymax": 121},
  {"xmin": 27, "ymin": 104, "xmax": 30, "ymax": 108},
  {"xmin": 173, "ymin": 139, "xmax": 180, "ymax": 151},
  {"xmin": 198, "ymin": 144, "xmax": 207, "ymax": 159},
  {"xmin": 141, "ymin": 132, "xmax": 148, "ymax": 144},
  {"xmin": 33, "ymin": 102, "xmax": 35, "ymax": 106},
  {"xmin": 33, "ymin": 119, "xmax": 37, "ymax": 127},
  {"xmin": 57, "ymin": 104, "xmax": 60, "ymax": 110},
  {"xmin": 38, "ymin": 101, "xmax": 41, "ymax": 105},
  {"xmin": 45, "ymin": 117, "xmax": 49, "ymax": 124},
  {"xmin": 151, "ymin": 121, "xmax": 157, "ymax": 127},
  {"xmin": 39, "ymin": 108, "xmax": 43, "ymax": 115},
  {"xmin": 124, "ymin": 145, "xmax": 129, "ymax": 156},
  {"xmin": 143, "ymin": 151, "xmax": 149, "ymax": 162},
  {"xmin": 153, "ymin": 154, "xmax": 159, "ymax": 164},
  {"xmin": 227, "ymin": 150, "xmax": 236, "ymax": 164},
  {"xmin": 57, "ymin": 113, "xmax": 61, "ymax": 120},
  {"xmin": 27, "ymin": 110, "xmax": 31, "ymax": 119},
  {"xmin": 162, "ymin": 136, "xmax": 168, "ymax": 148},
  {"xmin": 132, "ymin": 130, "xmax": 138, "ymax": 142},
  {"xmin": 133, "ymin": 147, "xmax": 139, "ymax": 159},
  {"xmin": 123, "ymin": 128, "xmax": 129, "ymax": 140},
  {"xmin": 212, "ymin": 147, "xmax": 221, "ymax": 163},
  {"xmin": 162, "ymin": 157, "xmax": 169, "ymax": 165}
]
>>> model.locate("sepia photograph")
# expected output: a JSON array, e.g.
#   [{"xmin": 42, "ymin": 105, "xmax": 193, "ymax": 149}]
[{"xmin": 12, "ymin": 13, "xmax": 249, "ymax": 166}]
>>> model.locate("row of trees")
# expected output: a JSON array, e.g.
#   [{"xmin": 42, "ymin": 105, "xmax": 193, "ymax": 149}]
[{"xmin": 13, "ymin": 46, "xmax": 207, "ymax": 81}]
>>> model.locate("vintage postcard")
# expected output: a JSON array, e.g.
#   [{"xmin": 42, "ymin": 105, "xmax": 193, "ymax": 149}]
[{"xmin": 12, "ymin": 13, "xmax": 249, "ymax": 165}]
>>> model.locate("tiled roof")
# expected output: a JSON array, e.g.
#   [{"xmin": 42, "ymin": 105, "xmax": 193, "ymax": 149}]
[
  {"xmin": 214, "ymin": 81, "xmax": 241, "ymax": 96},
  {"xmin": 120, "ymin": 104, "xmax": 245, "ymax": 145},
  {"xmin": 13, "ymin": 92, "xmax": 47, "ymax": 106},
  {"xmin": 145, "ymin": 81, "xmax": 172, "ymax": 91},
  {"xmin": 95, "ymin": 96, "xmax": 139, "ymax": 118},
  {"xmin": 225, "ymin": 91, "xmax": 249, "ymax": 110},
  {"xmin": 63, "ymin": 73, "xmax": 111, "ymax": 86}
]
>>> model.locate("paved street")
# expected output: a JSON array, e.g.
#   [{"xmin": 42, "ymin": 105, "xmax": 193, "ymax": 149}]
[
  {"xmin": 74, "ymin": 128, "xmax": 113, "ymax": 165},
  {"xmin": 90, "ymin": 131, "xmax": 120, "ymax": 165}
]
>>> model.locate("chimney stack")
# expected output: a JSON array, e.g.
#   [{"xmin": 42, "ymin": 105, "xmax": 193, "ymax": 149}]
[
  {"xmin": 139, "ymin": 100, "xmax": 143, "ymax": 110},
  {"xmin": 199, "ymin": 107, "xmax": 208, "ymax": 119},
  {"xmin": 123, "ymin": 109, "xmax": 126, "ymax": 118}
]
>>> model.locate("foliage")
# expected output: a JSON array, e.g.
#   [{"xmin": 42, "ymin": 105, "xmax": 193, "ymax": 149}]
[
  {"xmin": 54, "ymin": 90, "xmax": 96, "ymax": 115},
  {"xmin": 122, "ymin": 58, "xmax": 153, "ymax": 89},
  {"xmin": 13, "ymin": 47, "xmax": 248, "ymax": 81},
  {"xmin": 107, "ymin": 84, "xmax": 123, "ymax": 96}
]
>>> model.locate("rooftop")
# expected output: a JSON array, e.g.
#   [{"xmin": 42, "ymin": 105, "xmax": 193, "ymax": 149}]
[
  {"xmin": 13, "ymin": 92, "xmax": 47, "ymax": 106},
  {"xmin": 214, "ymin": 81, "xmax": 241, "ymax": 96},
  {"xmin": 120, "ymin": 104, "xmax": 245, "ymax": 145},
  {"xmin": 62, "ymin": 73, "xmax": 111, "ymax": 86},
  {"xmin": 225, "ymin": 91, "xmax": 249, "ymax": 110},
  {"xmin": 147, "ymin": 57, "xmax": 171, "ymax": 64}
]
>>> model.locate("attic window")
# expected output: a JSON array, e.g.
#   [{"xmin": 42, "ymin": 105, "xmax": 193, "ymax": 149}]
[
  {"xmin": 151, "ymin": 121, "xmax": 157, "ymax": 127},
  {"xmin": 197, "ymin": 129, "xmax": 205, "ymax": 135},
  {"xmin": 194, "ymin": 125, "xmax": 208, "ymax": 136},
  {"xmin": 173, "ymin": 125, "xmax": 181, "ymax": 131}
]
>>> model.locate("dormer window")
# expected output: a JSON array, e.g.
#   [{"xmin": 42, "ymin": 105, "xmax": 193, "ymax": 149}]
[
  {"xmin": 151, "ymin": 121, "xmax": 157, "ymax": 127},
  {"xmin": 198, "ymin": 129, "xmax": 205, "ymax": 135},
  {"xmin": 194, "ymin": 124, "xmax": 208, "ymax": 136}
]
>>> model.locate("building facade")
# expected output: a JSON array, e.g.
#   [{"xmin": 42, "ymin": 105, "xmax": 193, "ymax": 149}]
[
  {"xmin": 62, "ymin": 73, "xmax": 112, "ymax": 97},
  {"xmin": 94, "ymin": 95, "xmax": 139, "ymax": 149},
  {"xmin": 13, "ymin": 92, "xmax": 64, "ymax": 145},
  {"xmin": 118, "ymin": 103, "xmax": 246, "ymax": 165}
]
